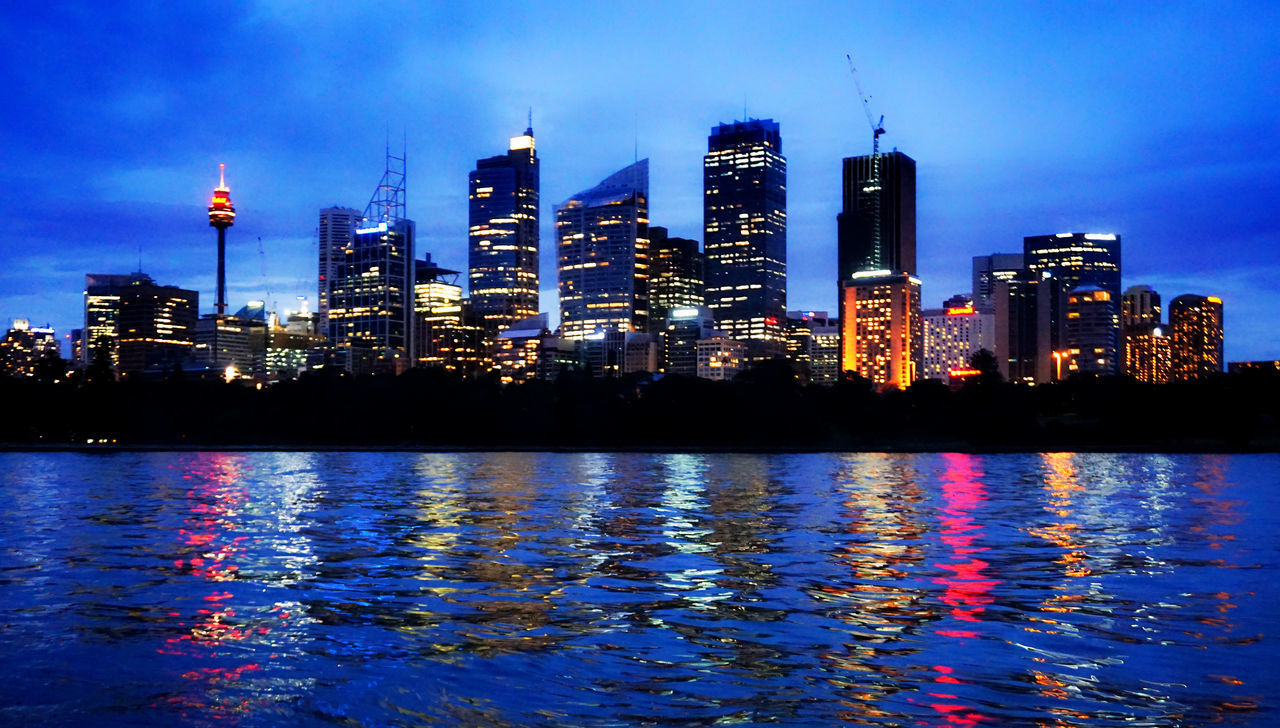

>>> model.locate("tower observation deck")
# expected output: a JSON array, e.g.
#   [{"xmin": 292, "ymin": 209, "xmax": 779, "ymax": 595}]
[{"xmin": 208, "ymin": 163, "xmax": 236, "ymax": 315}]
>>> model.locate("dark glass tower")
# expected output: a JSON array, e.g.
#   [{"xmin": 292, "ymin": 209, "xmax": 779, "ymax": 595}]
[
  {"xmin": 703, "ymin": 119, "xmax": 786, "ymax": 355},
  {"xmin": 1024, "ymin": 232, "xmax": 1122, "ymax": 364},
  {"xmin": 556, "ymin": 159, "xmax": 650, "ymax": 340},
  {"xmin": 468, "ymin": 126, "xmax": 540, "ymax": 337},
  {"xmin": 837, "ymin": 151, "xmax": 916, "ymax": 278},
  {"xmin": 647, "ymin": 226, "xmax": 703, "ymax": 330}
]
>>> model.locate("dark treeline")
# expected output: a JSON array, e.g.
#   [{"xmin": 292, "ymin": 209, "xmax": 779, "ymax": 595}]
[{"xmin": 3, "ymin": 358, "xmax": 1279, "ymax": 451}]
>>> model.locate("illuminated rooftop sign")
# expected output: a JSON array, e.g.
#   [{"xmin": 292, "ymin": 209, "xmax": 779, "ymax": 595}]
[
  {"xmin": 356, "ymin": 221, "xmax": 388, "ymax": 235},
  {"xmin": 671, "ymin": 308, "xmax": 700, "ymax": 320},
  {"xmin": 945, "ymin": 305, "xmax": 975, "ymax": 316}
]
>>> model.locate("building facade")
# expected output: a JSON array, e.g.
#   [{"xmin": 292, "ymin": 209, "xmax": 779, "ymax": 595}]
[
  {"xmin": 468, "ymin": 125, "xmax": 540, "ymax": 337},
  {"xmin": 1064, "ymin": 285, "xmax": 1119, "ymax": 376},
  {"xmin": 922, "ymin": 299, "xmax": 994, "ymax": 380},
  {"xmin": 325, "ymin": 218, "xmax": 416, "ymax": 374},
  {"xmin": 556, "ymin": 159, "xmax": 650, "ymax": 341},
  {"xmin": 703, "ymin": 119, "xmax": 787, "ymax": 356},
  {"xmin": 317, "ymin": 206, "xmax": 362, "ymax": 338},
  {"xmin": 115, "ymin": 275, "xmax": 198, "ymax": 377},
  {"xmin": 838, "ymin": 151, "xmax": 917, "ymax": 279},
  {"xmin": 839, "ymin": 271, "xmax": 922, "ymax": 388},
  {"xmin": 1170, "ymin": 294, "xmax": 1224, "ymax": 379},
  {"xmin": 696, "ymin": 335, "xmax": 746, "ymax": 381},
  {"xmin": 972, "ymin": 253, "xmax": 1024, "ymax": 311},
  {"xmin": 785, "ymin": 311, "xmax": 840, "ymax": 385},
  {"xmin": 647, "ymin": 226, "xmax": 704, "ymax": 330},
  {"xmin": 0, "ymin": 320, "xmax": 58, "ymax": 377}
]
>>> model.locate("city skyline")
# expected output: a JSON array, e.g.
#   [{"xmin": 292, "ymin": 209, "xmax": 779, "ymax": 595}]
[{"xmin": 2, "ymin": 4, "xmax": 1278, "ymax": 361}]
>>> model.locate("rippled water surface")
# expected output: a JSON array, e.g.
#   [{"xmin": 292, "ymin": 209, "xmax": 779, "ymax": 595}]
[{"xmin": 0, "ymin": 452, "xmax": 1276, "ymax": 726}]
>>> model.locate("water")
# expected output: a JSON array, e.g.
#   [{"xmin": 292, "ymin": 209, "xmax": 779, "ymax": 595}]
[{"xmin": 0, "ymin": 452, "xmax": 1275, "ymax": 727}]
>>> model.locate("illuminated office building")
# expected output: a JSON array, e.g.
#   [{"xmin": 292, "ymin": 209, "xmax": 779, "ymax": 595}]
[
  {"xmin": 1170, "ymin": 294, "xmax": 1224, "ymax": 379},
  {"xmin": 556, "ymin": 159, "xmax": 649, "ymax": 341},
  {"xmin": 703, "ymin": 119, "xmax": 787, "ymax": 356},
  {"xmin": 972, "ymin": 253, "xmax": 1023, "ymax": 311},
  {"xmin": 648, "ymin": 226, "xmax": 703, "ymax": 330},
  {"xmin": 838, "ymin": 151, "xmax": 917, "ymax": 278},
  {"xmin": 194, "ymin": 307, "xmax": 264, "ymax": 377},
  {"xmin": 0, "ymin": 320, "xmax": 58, "ymax": 377},
  {"xmin": 469, "ymin": 124, "xmax": 540, "ymax": 337},
  {"xmin": 922, "ymin": 297, "xmax": 994, "ymax": 380},
  {"xmin": 785, "ymin": 311, "xmax": 840, "ymax": 385},
  {"xmin": 325, "ymin": 150, "xmax": 415, "ymax": 375},
  {"xmin": 1024, "ymin": 232, "xmax": 1122, "ymax": 360},
  {"xmin": 318, "ymin": 206, "xmax": 362, "ymax": 337},
  {"xmin": 1064, "ymin": 285, "xmax": 1118, "ymax": 376},
  {"xmin": 661, "ymin": 306, "xmax": 718, "ymax": 377},
  {"xmin": 83, "ymin": 273, "xmax": 137, "ymax": 368},
  {"xmin": 696, "ymin": 335, "xmax": 746, "ymax": 381},
  {"xmin": 414, "ymin": 256, "xmax": 482, "ymax": 374},
  {"xmin": 114, "ymin": 274, "xmax": 198, "ymax": 377},
  {"xmin": 493, "ymin": 313, "xmax": 549, "ymax": 385},
  {"xmin": 839, "ymin": 271, "xmax": 922, "ymax": 388}
]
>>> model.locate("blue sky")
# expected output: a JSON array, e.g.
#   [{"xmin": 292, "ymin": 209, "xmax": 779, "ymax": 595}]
[{"xmin": 2, "ymin": 2, "xmax": 1278, "ymax": 360}]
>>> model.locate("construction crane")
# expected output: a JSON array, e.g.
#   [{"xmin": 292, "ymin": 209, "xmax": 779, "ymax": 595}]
[{"xmin": 847, "ymin": 54, "xmax": 885, "ymax": 255}]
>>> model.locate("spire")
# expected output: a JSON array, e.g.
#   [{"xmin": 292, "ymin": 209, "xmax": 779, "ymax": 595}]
[
  {"xmin": 218, "ymin": 162, "xmax": 227, "ymax": 190},
  {"xmin": 526, "ymin": 107, "xmax": 533, "ymax": 137}
]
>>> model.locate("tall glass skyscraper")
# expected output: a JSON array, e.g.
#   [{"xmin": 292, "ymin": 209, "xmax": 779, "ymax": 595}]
[
  {"xmin": 318, "ymin": 206, "xmax": 362, "ymax": 337},
  {"xmin": 469, "ymin": 125, "xmax": 540, "ymax": 337},
  {"xmin": 647, "ymin": 226, "xmax": 704, "ymax": 330},
  {"xmin": 556, "ymin": 159, "xmax": 650, "ymax": 341},
  {"xmin": 703, "ymin": 119, "xmax": 786, "ymax": 356}
]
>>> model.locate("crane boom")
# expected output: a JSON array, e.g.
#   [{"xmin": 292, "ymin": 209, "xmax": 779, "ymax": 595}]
[{"xmin": 847, "ymin": 54, "xmax": 887, "ymax": 262}]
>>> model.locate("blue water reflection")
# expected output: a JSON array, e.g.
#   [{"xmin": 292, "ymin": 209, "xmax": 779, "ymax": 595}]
[{"xmin": 0, "ymin": 452, "xmax": 1274, "ymax": 726}]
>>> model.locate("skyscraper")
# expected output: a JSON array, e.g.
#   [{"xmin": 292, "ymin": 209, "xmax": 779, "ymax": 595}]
[
  {"xmin": 838, "ymin": 151, "xmax": 917, "ymax": 278},
  {"xmin": 1122, "ymin": 285, "xmax": 1163, "ymax": 380},
  {"xmin": 318, "ymin": 206, "xmax": 362, "ymax": 337},
  {"xmin": 556, "ymin": 159, "xmax": 649, "ymax": 341},
  {"xmin": 1024, "ymin": 232, "xmax": 1122, "ymax": 365},
  {"xmin": 703, "ymin": 119, "xmax": 786, "ymax": 356},
  {"xmin": 647, "ymin": 226, "xmax": 704, "ymax": 329},
  {"xmin": 325, "ymin": 148, "xmax": 415, "ymax": 374},
  {"xmin": 1170, "ymin": 294, "xmax": 1224, "ymax": 379},
  {"xmin": 84, "ymin": 273, "xmax": 136, "ymax": 369},
  {"xmin": 1064, "ymin": 285, "xmax": 1118, "ymax": 376},
  {"xmin": 115, "ymin": 274, "xmax": 198, "ymax": 377},
  {"xmin": 469, "ymin": 123, "xmax": 539, "ymax": 339},
  {"xmin": 972, "ymin": 253, "xmax": 1024, "ymax": 311},
  {"xmin": 207, "ymin": 164, "xmax": 235, "ymax": 316}
]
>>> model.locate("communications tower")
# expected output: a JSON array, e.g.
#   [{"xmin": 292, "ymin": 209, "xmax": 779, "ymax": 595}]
[{"xmin": 208, "ymin": 163, "xmax": 236, "ymax": 315}]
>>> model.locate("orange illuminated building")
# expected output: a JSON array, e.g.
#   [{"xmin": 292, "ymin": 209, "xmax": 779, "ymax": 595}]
[{"xmin": 839, "ymin": 271, "xmax": 922, "ymax": 388}]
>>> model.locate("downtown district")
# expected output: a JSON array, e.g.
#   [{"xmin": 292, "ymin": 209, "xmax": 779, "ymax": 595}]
[{"xmin": 0, "ymin": 119, "xmax": 1251, "ymax": 388}]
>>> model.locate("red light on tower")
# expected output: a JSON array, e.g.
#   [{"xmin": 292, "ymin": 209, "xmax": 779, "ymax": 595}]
[
  {"xmin": 208, "ymin": 163, "xmax": 235, "ymax": 315},
  {"xmin": 208, "ymin": 163, "xmax": 236, "ymax": 228}
]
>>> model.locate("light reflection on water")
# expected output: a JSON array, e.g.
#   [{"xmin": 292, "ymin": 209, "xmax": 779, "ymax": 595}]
[{"xmin": 0, "ymin": 452, "xmax": 1275, "ymax": 726}]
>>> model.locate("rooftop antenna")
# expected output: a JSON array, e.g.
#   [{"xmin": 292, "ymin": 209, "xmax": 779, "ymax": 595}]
[
  {"xmin": 634, "ymin": 111, "xmax": 638, "ymax": 163},
  {"xmin": 527, "ymin": 107, "xmax": 533, "ymax": 135}
]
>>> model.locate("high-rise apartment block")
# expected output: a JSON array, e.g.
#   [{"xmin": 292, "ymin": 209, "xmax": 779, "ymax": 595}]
[
  {"xmin": 1122, "ymin": 285, "xmax": 1166, "ymax": 382},
  {"xmin": 647, "ymin": 226, "xmax": 704, "ymax": 329},
  {"xmin": 556, "ymin": 159, "xmax": 650, "ymax": 341},
  {"xmin": 703, "ymin": 119, "xmax": 787, "ymax": 356},
  {"xmin": 469, "ymin": 125, "xmax": 540, "ymax": 337},
  {"xmin": 1170, "ymin": 294, "xmax": 1224, "ymax": 379}
]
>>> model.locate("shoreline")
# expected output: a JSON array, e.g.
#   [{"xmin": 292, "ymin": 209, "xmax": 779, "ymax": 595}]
[{"xmin": 3, "ymin": 441, "xmax": 1275, "ymax": 455}]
